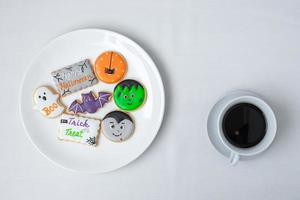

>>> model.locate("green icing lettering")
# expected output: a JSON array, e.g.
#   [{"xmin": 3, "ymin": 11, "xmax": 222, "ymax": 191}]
[{"xmin": 65, "ymin": 128, "xmax": 84, "ymax": 138}]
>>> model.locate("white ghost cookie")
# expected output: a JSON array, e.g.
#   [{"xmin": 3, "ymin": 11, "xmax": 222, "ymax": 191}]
[
  {"xmin": 102, "ymin": 111, "xmax": 135, "ymax": 142},
  {"xmin": 33, "ymin": 86, "xmax": 65, "ymax": 118}
]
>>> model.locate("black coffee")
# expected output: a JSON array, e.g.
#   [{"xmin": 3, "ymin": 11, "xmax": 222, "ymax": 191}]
[{"xmin": 222, "ymin": 103, "xmax": 266, "ymax": 148}]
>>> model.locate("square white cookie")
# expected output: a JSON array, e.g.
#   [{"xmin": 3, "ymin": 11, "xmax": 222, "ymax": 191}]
[{"xmin": 58, "ymin": 114, "xmax": 100, "ymax": 146}]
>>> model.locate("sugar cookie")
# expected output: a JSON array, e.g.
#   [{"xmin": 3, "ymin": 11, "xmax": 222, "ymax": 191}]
[
  {"xmin": 59, "ymin": 114, "xmax": 100, "ymax": 146},
  {"xmin": 113, "ymin": 79, "xmax": 146, "ymax": 111},
  {"xmin": 69, "ymin": 91, "xmax": 111, "ymax": 114},
  {"xmin": 33, "ymin": 86, "xmax": 65, "ymax": 118},
  {"xmin": 94, "ymin": 51, "xmax": 127, "ymax": 83},
  {"xmin": 102, "ymin": 111, "xmax": 134, "ymax": 142},
  {"xmin": 51, "ymin": 59, "xmax": 98, "ymax": 97}
]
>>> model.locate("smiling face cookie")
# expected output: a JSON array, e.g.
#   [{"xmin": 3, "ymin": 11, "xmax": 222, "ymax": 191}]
[
  {"xmin": 113, "ymin": 79, "xmax": 145, "ymax": 111},
  {"xmin": 102, "ymin": 111, "xmax": 134, "ymax": 142},
  {"xmin": 33, "ymin": 86, "xmax": 65, "ymax": 118}
]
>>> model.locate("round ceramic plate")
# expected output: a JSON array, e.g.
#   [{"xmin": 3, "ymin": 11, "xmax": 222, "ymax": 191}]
[{"xmin": 19, "ymin": 29, "xmax": 165, "ymax": 173}]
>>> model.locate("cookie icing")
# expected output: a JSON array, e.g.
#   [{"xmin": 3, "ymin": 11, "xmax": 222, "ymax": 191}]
[
  {"xmin": 58, "ymin": 114, "xmax": 100, "ymax": 146},
  {"xmin": 51, "ymin": 59, "xmax": 98, "ymax": 97},
  {"xmin": 113, "ymin": 79, "xmax": 145, "ymax": 111},
  {"xmin": 94, "ymin": 51, "xmax": 127, "ymax": 83},
  {"xmin": 33, "ymin": 86, "xmax": 65, "ymax": 118},
  {"xmin": 69, "ymin": 91, "xmax": 111, "ymax": 114},
  {"xmin": 102, "ymin": 111, "xmax": 134, "ymax": 142}
]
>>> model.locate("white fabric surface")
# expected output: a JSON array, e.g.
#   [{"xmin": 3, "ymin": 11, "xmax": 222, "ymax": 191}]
[{"xmin": 1, "ymin": 0, "xmax": 300, "ymax": 199}]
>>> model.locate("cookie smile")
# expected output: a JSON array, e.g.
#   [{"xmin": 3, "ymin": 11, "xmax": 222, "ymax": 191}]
[{"xmin": 113, "ymin": 132, "xmax": 122, "ymax": 137}]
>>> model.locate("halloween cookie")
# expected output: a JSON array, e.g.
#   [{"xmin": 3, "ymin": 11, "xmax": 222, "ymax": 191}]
[
  {"xmin": 33, "ymin": 86, "xmax": 65, "ymax": 118},
  {"xmin": 58, "ymin": 114, "xmax": 100, "ymax": 146},
  {"xmin": 69, "ymin": 91, "xmax": 111, "ymax": 114},
  {"xmin": 102, "ymin": 111, "xmax": 135, "ymax": 142},
  {"xmin": 113, "ymin": 79, "xmax": 146, "ymax": 111},
  {"xmin": 51, "ymin": 59, "xmax": 98, "ymax": 97},
  {"xmin": 94, "ymin": 51, "xmax": 127, "ymax": 83}
]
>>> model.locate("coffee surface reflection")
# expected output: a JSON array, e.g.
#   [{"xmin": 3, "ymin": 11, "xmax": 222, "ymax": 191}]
[{"xmin": 222, "ymin": 103, "xmax": 267, "ymax": 148}]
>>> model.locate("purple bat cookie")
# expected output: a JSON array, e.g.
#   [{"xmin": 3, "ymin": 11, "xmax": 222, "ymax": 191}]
[{"xmin": 69, "ymin": 91, "xmax": 111, "ymax": 114}]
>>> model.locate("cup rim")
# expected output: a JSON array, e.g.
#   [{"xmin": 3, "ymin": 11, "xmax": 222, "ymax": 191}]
[{"xmin": 217, "ymin": 95, "xmax": 277, "ymax": 156}]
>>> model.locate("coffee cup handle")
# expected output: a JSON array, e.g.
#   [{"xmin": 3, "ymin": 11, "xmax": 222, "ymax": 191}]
[{"xmin": 229, "ymin": 152, "xmax": 239, "ymax": 166}]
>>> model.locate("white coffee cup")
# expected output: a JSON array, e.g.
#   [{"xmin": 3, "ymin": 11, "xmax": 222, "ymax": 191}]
[{"xmin": 207, "ymin": 91, "xmax": 277, "ymax": 165}]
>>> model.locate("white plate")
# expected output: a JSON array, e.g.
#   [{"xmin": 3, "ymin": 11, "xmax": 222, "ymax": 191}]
[{"xmin": 19, "ymin": 29, "xmax": 165, "ymax": 173}]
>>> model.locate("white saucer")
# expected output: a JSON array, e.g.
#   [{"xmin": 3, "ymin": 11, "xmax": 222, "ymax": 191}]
[{"xmin": 19, "ymin": 29, "xmax": 165, "ymax": 173}]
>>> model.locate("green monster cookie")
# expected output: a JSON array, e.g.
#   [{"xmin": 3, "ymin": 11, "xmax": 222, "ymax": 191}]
[{"xmin": 113, "ymin": 79, "xmax": 145, "ymax": 111}]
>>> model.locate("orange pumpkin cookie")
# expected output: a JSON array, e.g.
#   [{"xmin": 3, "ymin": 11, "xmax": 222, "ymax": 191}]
[{"xmin": 94, "ymin": 51, "xmax": 127, "ymax": 83}]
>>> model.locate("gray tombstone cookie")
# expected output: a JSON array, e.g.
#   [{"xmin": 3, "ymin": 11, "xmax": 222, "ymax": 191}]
[
  {"xmin": 51, "ymin": 59, "xmax": 98, "ymax": 97},
  {"xmin": 102, "ymin": 111, "xmax": 135, "ymax": 142}
]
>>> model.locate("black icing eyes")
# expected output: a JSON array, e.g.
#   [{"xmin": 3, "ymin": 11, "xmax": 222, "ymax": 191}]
[
  {"xmin": 44, "ymin": 92, "xmax": 46, "ymax": 95},
  {"xmin": 38, "ymin": 94, "xmax": 47, "ymax": 101},
  {"xmin": 110, "ymin": 123, "xmax": 124, "ymax": 129}
]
